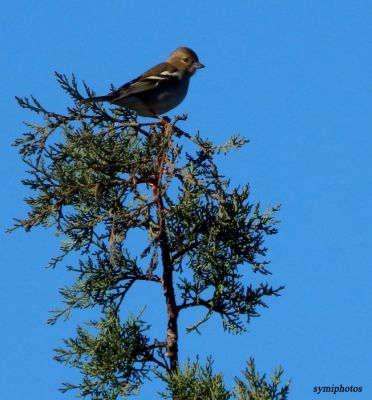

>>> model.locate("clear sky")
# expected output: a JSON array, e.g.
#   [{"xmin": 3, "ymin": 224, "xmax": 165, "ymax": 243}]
[{"xmin": 1, "ymin": 1, "xmax": 372, "ymax": 399}]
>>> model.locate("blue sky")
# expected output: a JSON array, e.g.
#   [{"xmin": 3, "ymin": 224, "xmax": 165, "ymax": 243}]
[{"xmin": 2, "ymin": 0, "xmax": 372, "ymax": 398}]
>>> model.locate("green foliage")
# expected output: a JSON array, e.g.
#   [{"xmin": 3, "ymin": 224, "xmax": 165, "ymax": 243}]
[
  {"xmin": 157, "ymin": 358, "xmax": 230, "ymax": 400},
  {"xmin": 234, "ymin": 358, "xmax": 290, "ymax": 400},
  {"xmin": 157, "ymin": 358, "xmax": 290, "ymax": 400},
  {"xmin": 13, "ymin": 73, "xmax": 288, "ymax": 398},
  {"xmin": 55, "ymin": 309, "xmax": 154, "ymax": 398}
]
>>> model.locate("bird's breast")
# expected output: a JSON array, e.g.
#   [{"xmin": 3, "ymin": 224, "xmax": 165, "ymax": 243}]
[{"xmin": 154, "ymin": 78, "xmax": 190, "ymax": 114}]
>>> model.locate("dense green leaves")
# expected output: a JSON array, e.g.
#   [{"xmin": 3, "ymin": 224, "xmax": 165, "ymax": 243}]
[
  {"xmin": 157, "ymin": 358, "xmax": 230, "ymax": 400},
  {"xmin": 13, "ymin": 74, "xmax": 289, "ymax": 398},
  {"xmin": 234, "ymin": 358, "xmax": 290, "ymax": 400},
  {"xmin": 55, "ymin": 310, "xmax": 155, "ymax": 398},
  {"xmin": 157, "ymin": 358, "xmax": 290, "ymax": 400}
]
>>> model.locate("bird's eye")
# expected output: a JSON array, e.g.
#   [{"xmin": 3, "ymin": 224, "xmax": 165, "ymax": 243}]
[{"xmin": 182, "ymin": 57, "xmax": 189, "ymax": 62}]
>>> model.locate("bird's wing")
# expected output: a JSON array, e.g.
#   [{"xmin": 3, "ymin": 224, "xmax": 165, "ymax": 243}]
[{"xmin": 110, "ymin": 62, "xmax": 182, "ymax": 99}]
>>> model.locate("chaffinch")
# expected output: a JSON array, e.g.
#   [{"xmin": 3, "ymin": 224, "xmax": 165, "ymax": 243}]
[{"xmin": 81, "ymin": 47, "xmax": 204, "ymax": 118}]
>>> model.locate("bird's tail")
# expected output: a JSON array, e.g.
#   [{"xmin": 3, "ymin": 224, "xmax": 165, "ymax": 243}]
[{"xmin": 80, "ymin": 95, "xmax": 113, "ymax": 103}]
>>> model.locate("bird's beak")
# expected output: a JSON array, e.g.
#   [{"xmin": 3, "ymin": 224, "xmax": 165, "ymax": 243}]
[{"xmin": 194, "ymin": 61, "xmax": 205, "ymax": 69}]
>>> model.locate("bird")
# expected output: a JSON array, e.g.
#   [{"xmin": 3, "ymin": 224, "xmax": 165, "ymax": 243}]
[{"xmin": 81, "ymin": 47, "xmax": 204, "ymax": 118}]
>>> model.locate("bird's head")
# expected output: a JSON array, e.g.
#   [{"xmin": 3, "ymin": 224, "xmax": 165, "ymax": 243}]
[{"xmin": 167, "ymin": 47, "xmax": 205, "ymax": 75}]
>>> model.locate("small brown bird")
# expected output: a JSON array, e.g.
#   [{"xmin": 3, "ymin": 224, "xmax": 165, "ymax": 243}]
[{"xmin": 81, "ymin": 47, "xmax": 204, "ymax": 118}]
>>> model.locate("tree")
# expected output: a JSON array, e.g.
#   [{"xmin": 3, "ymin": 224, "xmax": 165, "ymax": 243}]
[{"xmin": 13, "ymin": 73, "xmax": 290, "ymax": 399}]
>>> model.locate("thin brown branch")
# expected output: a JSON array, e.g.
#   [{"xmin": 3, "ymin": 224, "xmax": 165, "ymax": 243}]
[
  {"xmin": 170, "ymin": 240, "xmax": 201, "ymax": 263},
  {"xmin": 152, "ymin": 123, "xmax": 180, "ymax": 372}
]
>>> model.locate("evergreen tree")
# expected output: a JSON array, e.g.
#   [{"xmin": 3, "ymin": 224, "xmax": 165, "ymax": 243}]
[{"xmin": 13, "ymin": 73, "xmax": 290, "ymax": 399}]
